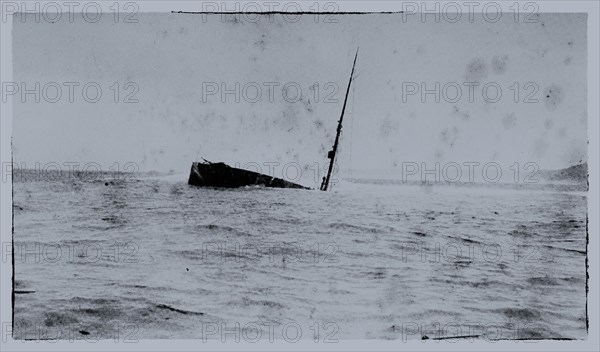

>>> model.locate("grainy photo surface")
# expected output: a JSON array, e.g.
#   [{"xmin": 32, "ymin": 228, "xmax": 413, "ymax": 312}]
[{"xmin": 2, "ymin": 1, "xmax": 596, "ymax": 348}]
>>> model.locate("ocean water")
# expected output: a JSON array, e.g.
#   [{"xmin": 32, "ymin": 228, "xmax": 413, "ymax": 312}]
[{"xmin": 12, "ymin": 173, "xmax": 588, "ymax": 341}]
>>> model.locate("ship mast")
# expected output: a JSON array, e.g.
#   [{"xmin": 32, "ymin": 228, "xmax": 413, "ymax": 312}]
[{"xmin": 320, "ymin": 48, "xmax": 359, "ymax": 191}]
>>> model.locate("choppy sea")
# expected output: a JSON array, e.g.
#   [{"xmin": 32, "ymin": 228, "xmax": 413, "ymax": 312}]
[{"xmin": 12, "ymin": 171, "xmax": 588, "ymax": 340}]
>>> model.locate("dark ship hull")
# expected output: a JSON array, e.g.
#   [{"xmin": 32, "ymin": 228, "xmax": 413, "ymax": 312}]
[{"xmin": 188, "ymin": 162, "xmax": 309, "ymax": 189}]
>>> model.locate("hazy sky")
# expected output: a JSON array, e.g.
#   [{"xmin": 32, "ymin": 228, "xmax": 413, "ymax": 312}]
[{"xmin": 13, "ymin": 12, "xmax": 587, "ymax": 173}]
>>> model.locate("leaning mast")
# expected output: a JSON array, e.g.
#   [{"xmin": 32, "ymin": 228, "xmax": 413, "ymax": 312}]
[{"xmin": 320, "ymin": 48, "xmax": 359, "ymax": 191}]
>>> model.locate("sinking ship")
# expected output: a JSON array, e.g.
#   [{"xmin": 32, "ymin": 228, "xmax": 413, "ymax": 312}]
[
  {"xmin": 188, "ymin": 49, "xmax": 359, "ymax": 190},
  {"xmin": 188, "ymin": 161, "xmax": 309, "ymax": 189}
]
